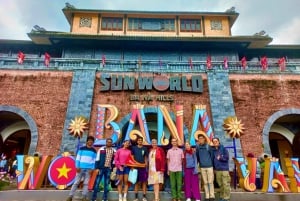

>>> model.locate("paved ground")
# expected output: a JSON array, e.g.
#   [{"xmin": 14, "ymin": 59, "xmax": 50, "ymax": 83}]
[{"xmin": 1, "ymin": 190, "xmax": 300, "ymax": 201}]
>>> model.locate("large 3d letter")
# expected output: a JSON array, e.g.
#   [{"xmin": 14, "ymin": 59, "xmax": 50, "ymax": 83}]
[
  {"xmin": 285, "ymin": 157, "xmax": 300, "ymax": 192},
  {"xmin": 262, "ymin": 158, "xmax": 290, "ymax": 193},
  {"xmin": 95, "ymin": 104, "xmax": 121, "ymax": 146},
  {"xmin": 17, "ymin": 155, "xmax": 52, "ymax": 189},
  {"xmin": 157, "ymin": 105, "xmax": 184, "ymax": 146},
  {"xmin": 125, "ymin": 104, "xmax": 151, "ymax": 145},
  {"xmin": 189, "ymin": 105, "xmax": 214, "ymax": 146}
]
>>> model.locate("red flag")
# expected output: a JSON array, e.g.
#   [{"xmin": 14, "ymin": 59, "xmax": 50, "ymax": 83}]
[
  {"xmin": 278, "ymin": 57, "xmax": 286, "ymax": 71},
  {"xmin": 241, "ymin": 56, "xmax": 247, "ymax": 70},
  {"xmin": 188, "ymin": 57, "xmax": 193, "ymax": 69},
  {"xmin": 206, "ymin": 55, "xmax": 212, "ymax": 69},
  {"xmin": 159, "ymin": 56, "xmax": 162, "ymax": 68},
  {"xmin": 101, "ymin": 54, "xmax": 106, "ymax": 66},
  {"xmin": 17, "ymin": 51, "xmax": 25, "ymax": 64},
  {"xmin": 138, "ymin": 56, "xmax": 142, "ymax": 68},
  {"xmin": 224, "ymin": 57, "xmax": 228, "ymax": 69},
  {"xmin": 44, "ymin": 52, "xmax": 51, "ymax": 67},
  {"xmin": 260, "ymin": 56, "xmax": 268, "ymax": 71}
]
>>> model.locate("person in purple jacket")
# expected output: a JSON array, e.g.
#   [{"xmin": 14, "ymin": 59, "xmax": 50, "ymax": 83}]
[{"xmin": 211, "ymin": 137, "xmax": 230, "ymax": 201}]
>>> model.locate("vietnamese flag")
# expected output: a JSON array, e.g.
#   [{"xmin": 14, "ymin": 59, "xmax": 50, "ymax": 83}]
[
  {"xmin": 278, "ymin": 57, "xmax": 286, "ymax": 71},
  {"xmin": 224, "ymin": 57, "xmax": 228, "ymax": 69},
  {"xmin": 17, "ymin": 51, "xmax": 25, "ymax": 64},
  {"xmin": 44, "ymin": 52, "xmax": 51, "ymax": 67},
  {"xmin": 206, "ymin": 55, "xmax": 212, "ymax": 69},
  {"xmin": 241, "ymin": 56, "xmax": 247, "ymax": 70},
  {"xmin": 260, "ymin": 56, "xmax": 268, "ymax": 71}
]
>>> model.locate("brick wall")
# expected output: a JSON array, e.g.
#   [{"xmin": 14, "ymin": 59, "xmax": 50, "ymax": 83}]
[
  {"xmin": 230, "ymin": 74, "xmax": 300, "ymax": 156},
  {"xmin": 0, "ymin": 70, "xmax": 73, "ymax": 155}
]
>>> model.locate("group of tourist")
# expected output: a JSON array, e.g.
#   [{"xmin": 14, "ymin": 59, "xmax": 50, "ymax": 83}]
[{"xmin": 66, "ymin": 133, "xmax": 231, "ymax": 201}]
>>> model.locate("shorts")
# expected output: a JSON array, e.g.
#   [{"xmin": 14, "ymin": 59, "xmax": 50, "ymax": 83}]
[
  {"xmin": 137, "ymin": 167, "xmax": 148, "ymax": 182},
  {"xmin": 117, "ymin": 166, "xmax": 130, "ymax": 175}
]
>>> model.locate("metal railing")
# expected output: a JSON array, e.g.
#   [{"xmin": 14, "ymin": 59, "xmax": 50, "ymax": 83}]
[{"xmin": 0, "ymin": 57, "xmax": 300, "ymax": 74}]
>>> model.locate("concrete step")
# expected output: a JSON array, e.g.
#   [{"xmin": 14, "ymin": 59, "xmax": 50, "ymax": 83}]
[{"xmin": 1, "ymin": 190, "xmax": 300, "ymax": 201}]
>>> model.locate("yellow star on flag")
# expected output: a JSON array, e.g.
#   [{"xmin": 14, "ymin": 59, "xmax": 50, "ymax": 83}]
[{"xmin": 56, "ymin": 163, "xmax": 72, "ymax": 179}]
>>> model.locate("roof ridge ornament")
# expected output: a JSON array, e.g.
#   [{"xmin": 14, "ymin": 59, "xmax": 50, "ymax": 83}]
[
  {"xmin": 225, "ymin": 6, "xmax": 236, "ymax": 13},
  {"xmin": 254, "ymin": 30, "xmax": 267, "ymax": 36},
  {"xmin": 65, "ymin": 2, "xmax": 76, "ymax": 9}
]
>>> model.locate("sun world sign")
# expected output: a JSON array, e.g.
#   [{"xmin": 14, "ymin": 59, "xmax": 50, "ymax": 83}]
[{"xmin": 100, "ymin": 74, "xmax": 203, "ymax": 93}]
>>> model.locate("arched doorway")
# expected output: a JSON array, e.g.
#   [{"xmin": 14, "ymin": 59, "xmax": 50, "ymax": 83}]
[
  {"xmin": 0, "ymin": 106, "xmax": 38, "ymax": 157},
  {"xmin": 263, "ymin": 110, "xmax": 300, "ymax": 174}
]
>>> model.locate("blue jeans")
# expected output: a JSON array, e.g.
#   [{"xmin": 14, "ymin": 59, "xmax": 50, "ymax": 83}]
[
  {"xmin": 92, "ymin": 167, "xmax": 111, "ymax": 200},
  {"xmin": 69, "ymin": 169, "xmax": 91, "ymax": 197}
]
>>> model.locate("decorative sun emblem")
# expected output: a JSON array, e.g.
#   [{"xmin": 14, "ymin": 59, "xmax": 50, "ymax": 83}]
[
  {"xmin": 68, "ymin": 116, "xmax": 88, "ymax": 138},
  {"xmin": 223, "ymin": 116, "xmax": 244, "ymax": 138}
]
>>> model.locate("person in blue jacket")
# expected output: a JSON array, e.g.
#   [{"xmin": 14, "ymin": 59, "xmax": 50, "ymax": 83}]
[
  {"xmin": 66, "ymin": 136, "xmax": 97, "ymax": 201},
  {"xmin": 211, "ymin": 137, "xmax": 230, "ymax": 201},
  {"xmin": 195, "ymin": 133, "xmax": 215, "ymax": 201}
]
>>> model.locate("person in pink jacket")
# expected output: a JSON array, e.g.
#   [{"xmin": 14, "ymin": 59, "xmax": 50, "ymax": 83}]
[{"xmin": 114, "ymin": 140, "xmax": 132, "ymax": 201}]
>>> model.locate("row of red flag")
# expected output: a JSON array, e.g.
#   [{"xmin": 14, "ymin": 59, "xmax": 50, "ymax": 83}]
[
  {"xmin": 17, "ymin": 51, "xmax": 51, "ymax": 67},
  {"xmin": 188, "ymin": 55, "xmax": 286, "ymax": 71},
  {"xmin": 17, "ymin": 52, "xmax": 287, "ymax": 71}
]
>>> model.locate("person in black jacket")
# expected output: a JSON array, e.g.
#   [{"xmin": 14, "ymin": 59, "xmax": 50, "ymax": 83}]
[{"xmin": 91, "ymin": 138, "xmax": 116, "ymax": 201}]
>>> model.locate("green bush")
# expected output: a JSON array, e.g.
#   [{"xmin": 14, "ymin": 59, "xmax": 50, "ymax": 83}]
[{"xmin": 0, "ymin": 180, "xmax": 9, "ymax": 191}]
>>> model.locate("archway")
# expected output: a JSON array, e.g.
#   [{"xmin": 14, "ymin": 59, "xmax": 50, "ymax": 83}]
[
  {"xmin": 263, "ymin": 109, "xmax": 300, "ymax": 174},
  {"xmin": 0, "ymin": 106, "xmax": 38, "ymax": 157}
]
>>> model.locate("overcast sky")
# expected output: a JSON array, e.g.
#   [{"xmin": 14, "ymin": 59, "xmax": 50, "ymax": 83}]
[{"xmin": 0, "ymin": 0, "xmax": 299, "ymax": 44}]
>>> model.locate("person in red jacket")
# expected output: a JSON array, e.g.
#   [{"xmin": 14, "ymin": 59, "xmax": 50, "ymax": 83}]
[{"xmin": 148, "ymin": 139, "xmax": 166, "ymax": 201}]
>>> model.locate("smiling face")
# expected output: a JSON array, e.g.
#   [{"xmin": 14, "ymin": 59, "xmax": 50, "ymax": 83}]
[
  {"xmin": 86, "ymin": 138, "xmax": 94, "ymax": 148},
  {"xmin": 171, "ymin": 138, "xmax": 178, "ymax": 147},
  {"xmin": 137, "ymin": 137, "xmax": 143, "ymax": 146},
  {"xmin": 123, "ymin": 140, "xmax": 130, "ymax": 148},
  {"xmin": 212, "ymin": 138, "xmax": 220, "ymax": 147},
  {"xmin": 185, "ymin": 142, "xmax": 191, "ymax": 150},
  {"xmin": 151, "ymin": 139, "xmax": 158, "ymax": 149},
  {"xmin": 198, "ymin": 135, "xmax": 206, "ymax": 145}
]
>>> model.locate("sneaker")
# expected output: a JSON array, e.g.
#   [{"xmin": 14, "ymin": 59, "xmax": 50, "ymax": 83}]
[
  {"xmin": 122, "ymin": 197, "xmax": 127, "ymax": 201},
  {"xmin": 142, "ymin": 197, "xmax": 147, "ymax": 201},
  {"xmin": 186, "ymin": 198, "xmax": 191, "ymax": 201},
  {"xmin": 133, "ymin": 199, "xmax": 139, "ymax": 201},
  {"xmin": 82, "ymin": 197, "xmax": 88, "ymax": 201},
  {"xmin": 119, "ymin": 197, "xmax": 122, "ymax": 201},
  {"xmin": 66, "ymin": 197, "xmax": 72, "ymax": 201}
]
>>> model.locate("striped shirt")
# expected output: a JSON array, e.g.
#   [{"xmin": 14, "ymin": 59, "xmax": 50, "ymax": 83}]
[{"xmin": 76, "ymin": 146, "xmax": 97, "ymax": 169}]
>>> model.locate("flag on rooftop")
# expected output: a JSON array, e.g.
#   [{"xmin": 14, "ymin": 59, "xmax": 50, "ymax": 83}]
[{"xmin": 17, "ymin": 51, "xmax": 25, "ymax": 64}]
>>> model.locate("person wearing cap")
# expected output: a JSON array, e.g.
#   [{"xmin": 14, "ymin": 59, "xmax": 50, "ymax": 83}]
[
  {"xmin": 195, "ymin": 132, "xmax": 215, "ymax": 201},
  {"xmin": 66, "ymin": 135, "xmax": 97, "ymax": 201},
  {"xmin": 211, "ymin": 137, "xmax": 230, "ymax": 201}
]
